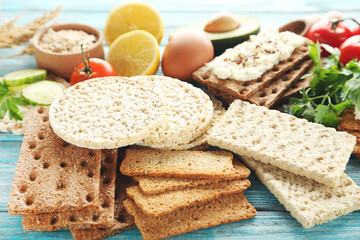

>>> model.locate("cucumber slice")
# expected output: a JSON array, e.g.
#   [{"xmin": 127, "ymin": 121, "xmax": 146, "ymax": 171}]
[
  {"xmin": 21, "ymin": 80, "xmax": 65, "ymax": 106},
  {"xmin": 3, "ymin": 69, "xmax": 47, "ymax": 87},
  {"xmin": 8, "ymin": 84, "xmax": 29, "ymax": 95}
]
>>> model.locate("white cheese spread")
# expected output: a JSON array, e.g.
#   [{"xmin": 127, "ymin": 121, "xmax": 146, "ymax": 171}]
[{"xmin": 206, "ymin": 31, "xmax": 305, "ymax": 81}]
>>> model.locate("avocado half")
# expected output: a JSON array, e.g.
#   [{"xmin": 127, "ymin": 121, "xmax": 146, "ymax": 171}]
[{"xmin": 170, "ymin": 15, "xmax": 261, "ymax": 56}]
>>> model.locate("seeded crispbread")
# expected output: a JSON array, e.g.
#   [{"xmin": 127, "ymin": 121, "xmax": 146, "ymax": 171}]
[
  {"xmin": 208, "ymin": 100, "xmax": 356, "ymax": 188},
  {"xmin": 22, "ymin": 149, "xmax": 117, "ymax": 231},
  {"xmin": 124, "ymin": 192, "xmax": 256, "ymax": 240},
  {"xmin": 120, "ymin": 149, "xmax": 251, "ymax": 180},
  {"xmin": 241, "ymin": 156, "xmax": 360, "ymax": 228},
  {"xmin": 127, "ymin": 178, "xmax": 250, "ymax": 216},
  {"xmin": 71, "ymin": 149, "xmax": 136, "ymax": 240},
  {"xmin": 49, "ymin": 76, "xmax": 166, "ymax": 149},
  {"xmin": 133, "ymin": 76, "xmax": 213, "ymax": 148},
  {"xmin": 193, "ymin": 41, "xmax": 310, "ymax": 101},
  {"xmin": 134, "ymin": 158, "xmax": 250, "ymax": 195},
  {"xmin": 156, "ymin": 97, "xmax": 226, "ymax": 150},
  {"xmin": 8, "ymin": 107, "xmax": 102, "ymax": 215}
]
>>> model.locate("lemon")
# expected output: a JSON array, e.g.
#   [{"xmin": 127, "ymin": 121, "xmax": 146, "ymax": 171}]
[
  {"xmin": 106, "ymin": 30, "xmax": 160, "ymax": 77},
  {"xmin": 104, "ymin": 2, "xmax": 164, "ymax": 46}
]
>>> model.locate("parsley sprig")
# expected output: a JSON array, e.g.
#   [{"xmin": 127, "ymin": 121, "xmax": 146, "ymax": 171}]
[
  {"xmin": 0, "ymin": 82, "xmax": 24, "ymax": 121},
  {"xmin": 285, "ymin": 42, "xmax": 360, "ymax": 128}
]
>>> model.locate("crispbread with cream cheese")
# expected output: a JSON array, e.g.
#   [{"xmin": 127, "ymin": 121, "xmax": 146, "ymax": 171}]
[
  {"xmin": 123, "ymin": 192, "xmax": 256, "ymax": 240},
  {"xmin": 8, "ymin": 107, "xmax": 102, "ymax": 215},
  {"xmin": 241, "ymin": 156, "xmax": 360, "ymax": 228},
  {"xmin": 21, "ymin": 149, "xmax": 117, "ymax": 231},
  {"xmin": 208, "ymin": 100, "xmax": 356, "ymax": 188},
  {"xmin": 49, "ymin": 76, "xmax": 166, "ymax": 149},
  {"xmin": 120, "ymin": 149, "xmax": 250, "ymax": 180},
  {"xmin": 126, "ymin": 178, "xmax": 250, "ymax": 216},
  {"xmin": 134, "ymin": 75, "xmax": 213, "ymax": 148}
]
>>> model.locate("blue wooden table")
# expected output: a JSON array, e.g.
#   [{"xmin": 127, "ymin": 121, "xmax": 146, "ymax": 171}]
[{"xmin": 1, "ymin": 0, "xmax": 360, "ymax": 239}]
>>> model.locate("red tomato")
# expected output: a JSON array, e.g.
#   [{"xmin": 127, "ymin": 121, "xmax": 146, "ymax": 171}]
[
  {"xmin": 70, "ymin": 58, "xmax": 116, "ymax": 86},
  {"xmin": 352, "ymin": 24, "xmax": 360, "ymax": 36},
  {"xmin": 339, "ymin": 35, "xmax": 360, "ymax": 65},
  {"xmin": 307, "ymin": 20, "xmax": 352, "ymax": 48}
]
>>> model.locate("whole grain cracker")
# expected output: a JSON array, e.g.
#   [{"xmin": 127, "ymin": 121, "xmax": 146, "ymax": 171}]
[
  {"xmin": 135, "ymin": 158, "xmax": 250, "ymax": 195},
  {"xmin": 134, "ymin": 76, "xmax": 214, "ymax": 148},
  {"xmin": 127, "ymin": 178, "xmax": 250, "ymax": 216},
  {"xmin": 208, "ymin": 100, "xmax": 356, "ymax": 188},
  {"xmin": 241, "ymin": 156, "xmax": 360, "ymax": 228},
  {"xmin": 71, "ymin": 149, "xmax": 137, "ymax": 240},
  {"xmin": 49, "ymin": 76, "xmax": 166, "ymax": 149},
  {"xmin": 120, "ymin": 149, "xmax": 250, "ymax": 180},
  {"xmin": 8, "ymin": 107, "xmax": 101, "ymax": 215},
  {"xmin": 22, "ymin": 149, "xmax": 117, "ymax": 231},
  {"xmin": 124, "ymin": 192, "xmax": 256, "ymax": 240}
]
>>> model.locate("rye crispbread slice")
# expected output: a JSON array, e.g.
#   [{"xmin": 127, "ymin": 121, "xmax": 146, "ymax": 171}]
[
  {"xmin": 338, "ymin": 108, "xmax": 360, "ymax": 131},
  {"xmin": 8, "ymin": 107, "xmax": 102, "ymax": 215},
  {"xmin": 71, "ymin": 149, "xmax": 136, "ymax": 240},
  {"xmin": 208, "ymin": 100, "xmax": 356, "ymax": 188},
  {"xmin": 124, "ymin": 192, "xmax": 256, "ymax": 240},
  {"xmin": 126, "ymin": 178, "xmax": 250, "ymax": 217},
  {"xmin": 134, "ymin": 158, "xmax": 250, "ymax": 195},
  {"xmin": 22, "ymin": 149, "xmax": 117, "ymax": 231},
  {"xmin": 193, "ymin": 42, "xmax": 310, "ymax": 100},
  {"xmin": 120, "ymin": 149, "xmax": 250, "ymax": 180},
  {"xmin": 207, "ymin": 58, "xmax": 313, "ymax": 108},
  {"xmin": 241, "ymin": 156, "xmax": 360, "ymax": 228}
]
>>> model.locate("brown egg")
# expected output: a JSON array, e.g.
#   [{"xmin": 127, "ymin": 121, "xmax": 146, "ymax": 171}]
[{"xmin": 162, "ymin": 30, "xmax": 214, "ymax": 82}]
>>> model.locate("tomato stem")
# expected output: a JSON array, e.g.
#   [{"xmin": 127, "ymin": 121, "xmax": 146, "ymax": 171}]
[{"xmin": 331, "ymin": 18, "xmax": 360, "ymax": 30}]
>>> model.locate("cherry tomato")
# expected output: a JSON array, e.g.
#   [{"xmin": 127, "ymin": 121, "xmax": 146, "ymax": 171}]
[
  {"xmin": 70, "ymin": 58, "xmax": 116, "ymax": 86},
  {"xmin": 352, "ymin": 24, "xmax": 360, "ymax": 36},
  {"xmin": 339, "ymin": 35, "xmax": 360, "ymax": 65},
  {"xmin": 307, "ymin": 20, "xmax": 352, "ymax": 48}
]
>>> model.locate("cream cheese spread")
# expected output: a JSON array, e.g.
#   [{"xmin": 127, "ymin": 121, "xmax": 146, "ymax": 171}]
[{"xmin": 206, "ymin": 31, "xmax": 305, "ymax": 81}]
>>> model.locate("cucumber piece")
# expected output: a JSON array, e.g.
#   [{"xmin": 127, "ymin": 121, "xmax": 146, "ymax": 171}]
[
  {"xmin": 3, "ymin": 69, "xmax": 47, "ymax": 87},
  {"xmin": 8, "ymin": 84, "xmax": 29, "ymax": 95},
  {"xmin": 21, "ymin": 80, "xmax": 65, "ymax": 106}
]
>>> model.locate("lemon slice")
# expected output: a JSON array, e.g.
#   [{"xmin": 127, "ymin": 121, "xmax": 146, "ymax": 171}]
[
  {"xmin": 106, "ymin": 30, "xmax": 160, "ymax": 77},
  {"xmin": 104, "ymin": 2, "xmax": 164, "ymax": 46}
]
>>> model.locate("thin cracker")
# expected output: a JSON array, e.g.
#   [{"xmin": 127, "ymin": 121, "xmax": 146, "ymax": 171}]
[{"xmin": 8, "ymin": 107, "xmax": 101, "ymax": 215}]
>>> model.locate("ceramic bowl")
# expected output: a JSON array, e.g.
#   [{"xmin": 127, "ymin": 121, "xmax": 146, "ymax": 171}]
[{"xmin": 32, "ymin": 23, "xmax": 104, "ymax": 80}]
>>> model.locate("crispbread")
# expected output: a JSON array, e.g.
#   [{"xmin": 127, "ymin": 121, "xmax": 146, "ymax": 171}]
[
  {"xmin": 338, "ymin": 108, "xmax": 360, "ymax": 131},
  {"xmin": 126, "ymin": 178, "xmax": 250, "ymax": 216},
  {"xmin": 157, "ymin": 98, "xmax": 226, "ymax": 150},
  {"xmin": 71, "ymin": 149, "xmax": 136, "ymax": 240},
  {"xmin": 241, "ymin": 156, "xmax": 360, "ymax": 228},
  {"xmin": 22, "ymin": 149, "xmax": 117, "ymax": 231},
  {"xmin": 135, "ymin": 158, "xmax": 250, "ymax": 195},
  {"xmin": 120, "ymin": 149, "xmax": 250, "ymax": 180},
  {"xmin": 124, "ymin": 192, "xmax": 256, "ymax": 240},
  {"xmin": 208, "ymin": 100, "xmax": 356, "ymax": 188},
  {"xmin": 193, "ymin": 42, "xmax": 310, "ymax": 100},
  {"xmin": 49, "ymin": 76, "xmax": 166, "ymax": 149},
  {"xmin": 8, "ymin": 107, "xmax": 102, "ymax": 215}
]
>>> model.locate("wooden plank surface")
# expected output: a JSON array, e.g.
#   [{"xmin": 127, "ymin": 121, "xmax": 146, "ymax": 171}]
[{"xmin": 1, "ymin": 0, "xmax": 360, "ymax": 239}]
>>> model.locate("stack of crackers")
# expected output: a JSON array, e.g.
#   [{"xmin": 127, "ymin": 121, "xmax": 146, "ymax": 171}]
[
  {"xmin": 119, "ymin": 148, "xmax": 256, "ymax": 240},
  {"xmin": 193, "ymin": 32, "xmax": 314, "ymax": 108},
  {"xmin": 208, "ymin": 99, "xmax": 360, "ymax": 228},
  {"xmin": 338, "ymin": 108, "xmax": 360, "ymax": 158},
  {"xmin": 8, "ymin": 107, "xmax": 136, "ymax": 240}
]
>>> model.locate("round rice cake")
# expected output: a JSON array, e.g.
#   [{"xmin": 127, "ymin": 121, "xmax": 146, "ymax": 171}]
[
  {"xmin": 134, "ymin": 76, "xmax": 214, "ymax": 148},
  {"xmin": 49, "ymin": 77, "xmax": 165, "ymax": 149}
]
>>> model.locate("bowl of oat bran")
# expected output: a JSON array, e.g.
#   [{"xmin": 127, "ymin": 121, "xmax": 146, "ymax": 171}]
[{"xmin": 33, "ymin": 23, "xmax": 104, "ymax": 79}]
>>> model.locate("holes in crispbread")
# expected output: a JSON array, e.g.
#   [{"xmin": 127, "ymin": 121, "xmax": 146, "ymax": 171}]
[
  {"xmin": 32, "ymin": 151, "xmax": 42, "ymax": 161},
  {"xmin": 42, "ymin": 116, "xmax": 49, "ymax": 122},
  {"xmin": 86, "ymin": 194, "xmax": 94, "ymax": 202},
  {"xmin": 25, "ymin": 196, "xmax": 34, "ymax": 206},
  {"xmin": 259, "ymin": 92, "xmax": 266, "ymax": 98},
  {"xmin": 29, "ymin": 172, "xmax": 37, "ymax": 182},
  {"xmin": 81, "ymin": 161, "xmax": 87, "ymax": 167},
  {"xmin": 273, "ymin": 66, "xmax": 280, "ymax": 72},
  {"xmin": 60, "ymin": 162, "xmax": 67, "ymax": 168},
  {"xmin": 28, "ymin": 141, "xmax": 36, "ymax": 150},
  {"xmin": 88, "ymin": 150, "xmax": 95, "ymax": 157},
  {"xmin": 37, "ymin": 108, "xmax": 44, "ymax": 114},
  {"xmin": 43, "ymin": 162, "xmax": 50, "ymax": 169},
  {"xmin": 271, "ymin": 88, "xmax": 278, "ymax": 94},
  {"xmin": 62, "ymin": 141, "xmax": 70, "ymax": 148},
  {"xmin": 88, "ymin": 172, "xmax": 94, "ymax": 178},
  {"xmin": 102, "ymin": 200, "xmax": 109, "ymax": 209},
  {"xmin": 37, "ymin": 133, "xmax": 45, "ymax": 140},
  {"xmin": 259, "ymin": 100, "xmax": 266, "ymax": 106},
  {"xmin": 57, "ymin": 181, "xmax": 66, "ymax": 191},
  {"xmin": 69, "ymin": 216, "xmax": 76, "ymax": 222},
  {"xmin": 50, "ymin": 216, "xmax": 58, "ymax": 225},
  {"xmin": 92, "ymin": 214, "xmax": 99, "ymax": 222},
  {"xmin": 19, "ymin": 185, "xmax": 28, "ymax": 193},
  {"xmin": 243, "ymin": 81, "xmax": 250, "ymax": 87}
]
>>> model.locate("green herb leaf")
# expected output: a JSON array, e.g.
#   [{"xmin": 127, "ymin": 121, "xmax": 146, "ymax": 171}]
[
  {"xmin": 314, "ymin": 104, "xmax": 339, "ymax": 128},
  {"xmin": 0, "ymin": 81, "xmax": 24, "ymax": 121},
  {"xmin": 7, "ymin": 97, "xmax": 23, "ymax": 121}
]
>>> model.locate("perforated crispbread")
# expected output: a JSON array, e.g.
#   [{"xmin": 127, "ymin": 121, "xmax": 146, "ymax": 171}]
[
  {"xmin": 241, "ymin": 156, "xmax": 360, "ymax": 228},
  {"xmin": 22, "ymin": 149, "xmax": 117, "ymax": 231},
  {"xmin": 71, "ymin": 149, "xmax": 136, "ymax": 240},
  {"xmin": 208, "ymin": 100, "xmax": 356, "ymax": 188},
  {"xmin": 127, "ymin": 178, "xmax": 250, "ymax": 216},
  {"xmin": 135, "ymin": 158, "xmax": 250, "ymax": 195},
  {"xmin": 8, "ymin": 107, "xmax": 102, "ymax": 215},
  {"xmin": 193, "ymin": 42, "xmax": 310, "ymax": 100},
  {"xmin": 133, "ymin": 75, "xmax": 213, "ymax": 148},
  {"xmin": 49, "ymin": 76, "xmax": 166, "ymax": 149},
  {"xmin": 124, "ymin": 192, "xmax": 256, "ymax": 240},
  {"xmin": 120, "ymin": 149, "xmax": 250, "ymax": 180}
]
